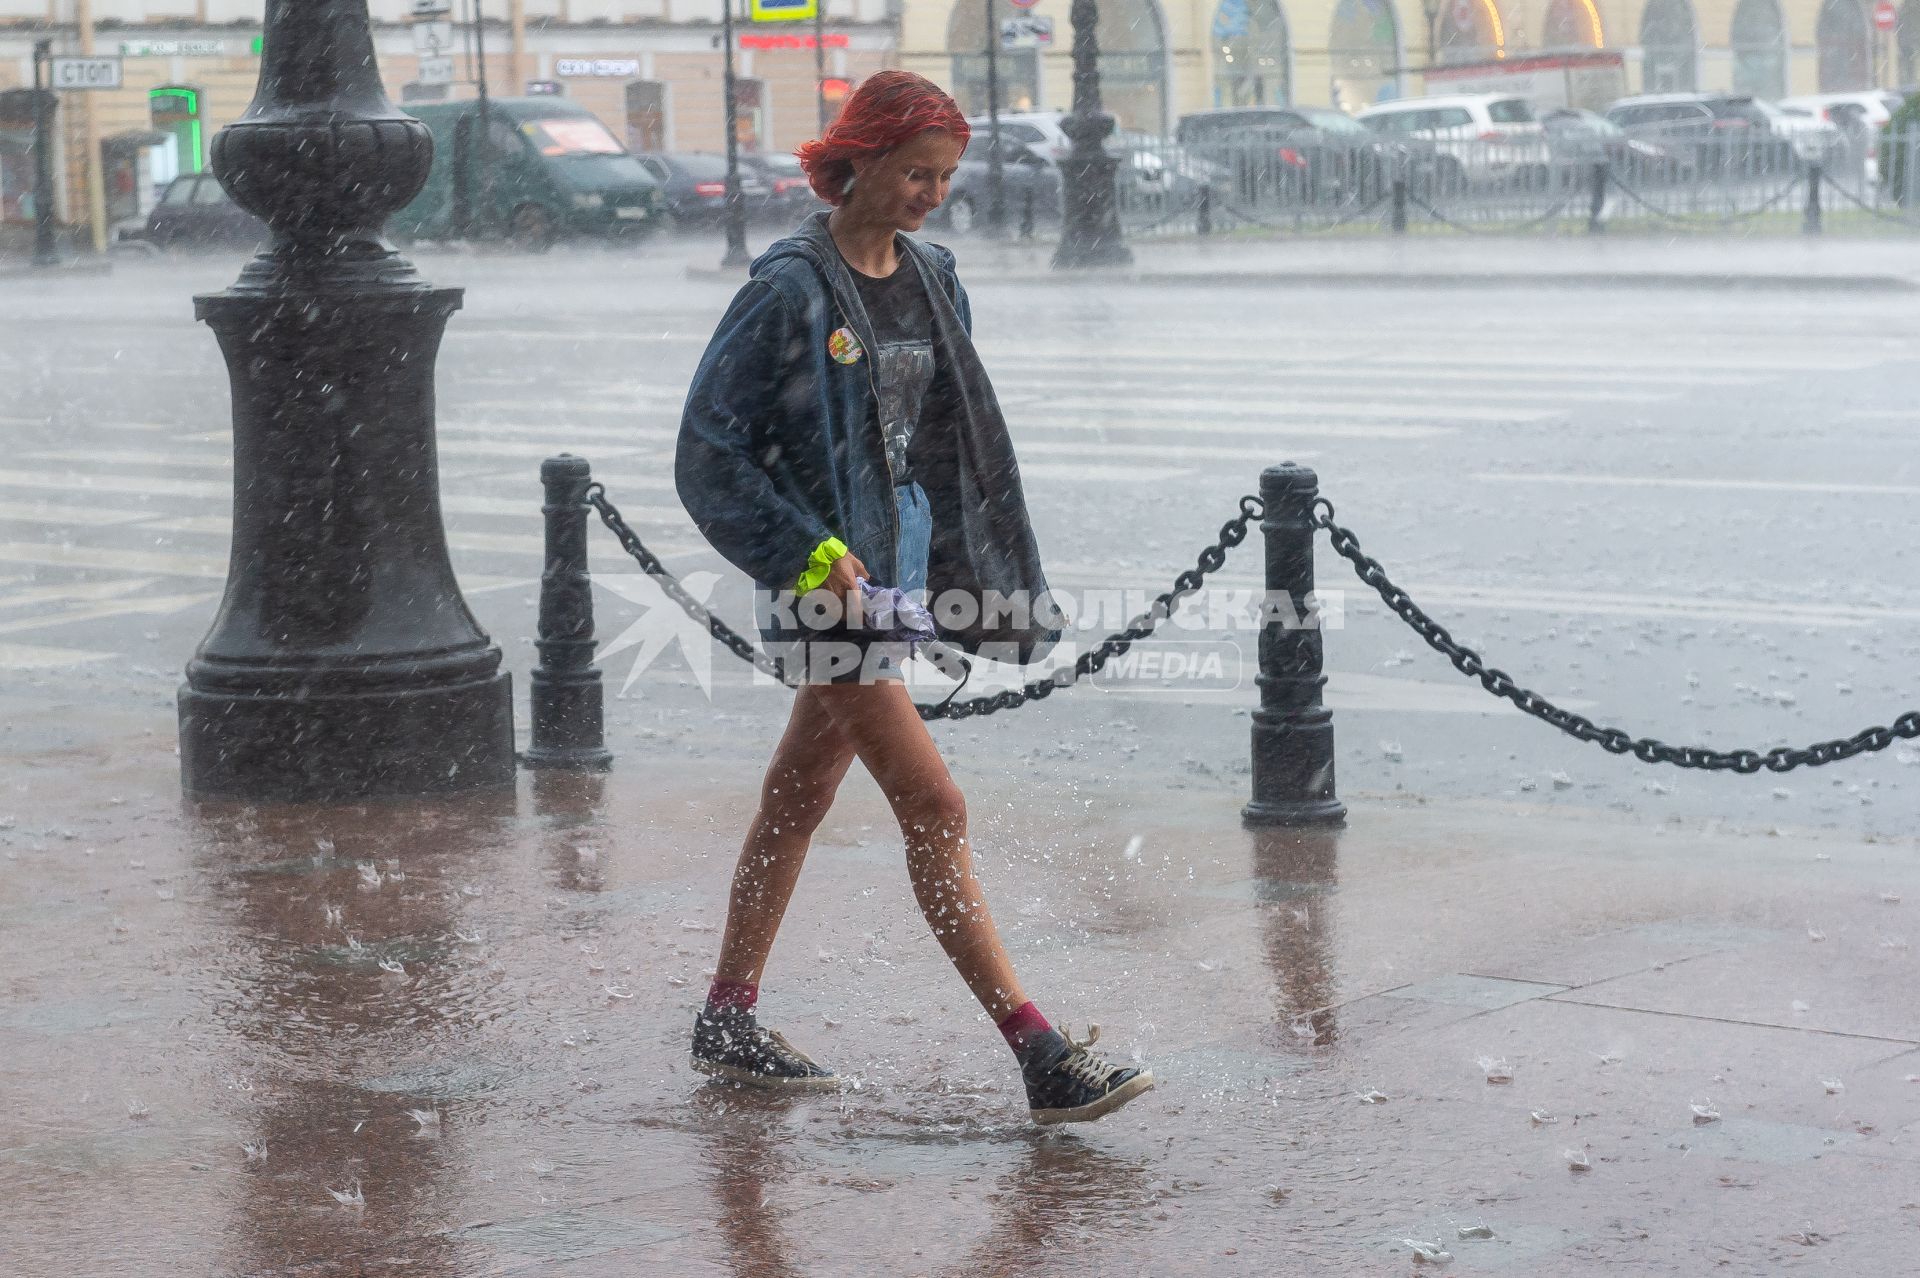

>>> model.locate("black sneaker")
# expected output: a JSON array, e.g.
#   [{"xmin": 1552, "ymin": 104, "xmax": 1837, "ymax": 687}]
[
  {"xmin": 1020, "ymin": 1025, "xmax": 1154, "ymax": 1125},
  {"xmin": 690, "ymin": 1006, "xmax": 839, "ymax": 1093}
]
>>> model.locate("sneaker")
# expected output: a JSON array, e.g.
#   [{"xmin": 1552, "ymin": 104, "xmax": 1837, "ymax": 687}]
[
  {"xmin": 1020, "ymin": 1025, "xmax": 1154, "ymax": 1125},
  {"xmin": 690, "ymin": 1006, "xmax": 840, "ymax": 1093}
]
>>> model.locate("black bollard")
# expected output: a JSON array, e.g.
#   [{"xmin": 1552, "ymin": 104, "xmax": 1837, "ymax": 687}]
[
  {"xmin": 1242, "ymin": 463, "xmax": 1345, "ymax": 828},
  {"xmin": 1587, "ymin": 161, "xmax": 1607, "ymax": 234},
  {"xmin": 178, "ymin": 0, "xmax": 514, "ymax": 800},
  {"xmin": 1390, "ymin": 173, "xmax": 1408, "ymax": 235},
  {"xmin": 524, "ymin": 455, "xmax": 612, "ymax": 771},
  {"xmin": 1804, "ymin": 163, "xmax": 1823, "ymax": 235},
  {"xmin": 1196, "ymin": 182, "xmax": 1213, "ymax": 236},
  {"xmin": 1021, "ymin": 185, "xmax": 1036, "ymax": 240}
]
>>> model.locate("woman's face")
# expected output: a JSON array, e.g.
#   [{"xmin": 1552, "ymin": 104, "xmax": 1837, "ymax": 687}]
[{"xmin": 849, "ymin": 130, "xmax": 965, "ymax": 232}]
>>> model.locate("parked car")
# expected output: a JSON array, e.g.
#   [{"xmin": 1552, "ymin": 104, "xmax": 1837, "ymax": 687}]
[
  {"xmin": 740, "ymin": 152, "xmax": 825, "ymax": 225},
  {"xmin": 963, "ymin": 112, "xmax": 1073, "ymax": 162},
  {"xmin": 391, "ymin": 98, "xmax": 666, "ymax": 251},
  {"xmin": 1175, "ymin": 105, "xmax": 1387, "ymax": 206},
  {"xmin": 1603, "ymin": 94, "xmax": 1837, "ymax": 177},
  {"xmin": 1541, "ymin": 107, "xmax": 1687, "ymax": 184},
  {"xmin": 941, "ymin": 129, "xmax": 1063, "ymax": 232},
  {"xmin": 633, "ymin": 152, "xmax": 771, "ymax": 228},
  {"xmin": 1357, "ymin": 94, "xmax": 1552, "ymax": 192},
  {"xmin": 131, "ymin": 173, "xmax": 265, "ymax": 249},
  {"xmin": 1780, "ymin": 91, "xmax": 1902, "ymax": 179}
]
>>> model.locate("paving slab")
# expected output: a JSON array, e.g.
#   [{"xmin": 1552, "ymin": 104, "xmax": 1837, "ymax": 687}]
[{"xmin": 3, "ymin": 733, "xmax": 1919, "ymax": 1275}]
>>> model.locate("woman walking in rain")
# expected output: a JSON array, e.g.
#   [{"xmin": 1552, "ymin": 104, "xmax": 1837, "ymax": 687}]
[{"xmin": 675, "ymin": 71, "xmax": 1153, "ymax": 1125}]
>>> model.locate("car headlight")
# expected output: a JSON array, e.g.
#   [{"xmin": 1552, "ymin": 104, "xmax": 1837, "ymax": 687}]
[{"xmin": 571, "ymin": 193, "xmax": 604, "ymax": 210}]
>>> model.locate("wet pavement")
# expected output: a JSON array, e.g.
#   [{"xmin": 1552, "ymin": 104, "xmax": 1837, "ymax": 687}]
[
  {"xmin": 6, "ymin": 240, "xmax": 1920, "ymax": 1273},
  {"xmin": 3, "ymin": 715, "xmax": 1917, "ymax": 1275}
]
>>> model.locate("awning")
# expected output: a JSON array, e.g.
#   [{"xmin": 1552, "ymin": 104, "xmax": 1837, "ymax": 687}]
[{"xmin": 103, "ymin": 129, "xmax": 170, "ymax": 153}]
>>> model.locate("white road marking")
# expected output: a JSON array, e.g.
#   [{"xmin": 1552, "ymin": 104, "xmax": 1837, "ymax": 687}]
[
  {"xmin": 0, "ymin": 591, "xmax": 219, "ymax": 637},
  {"xmin": 1013, "ymin": 397, "xmax": 1556, "ymax": 424},
  {"xmin": 0, "ymin": 641, "xmax": 118, "ymax": 670},
  {"xmin": 1023, "ymin": 418, "xmax": 1448, "ymax": 441},
  {"xmin": 0, "ymin": 540, "xmax": 228, "ymax": 578},
  {"xmin": 0, "ymin": 578, "xmax": 164, "ymax": 612},
  {"xmin": 1017, "ymin": 462, "xmax": 1197, "ymax": 482},
  {"xmin": 1474, "ymin": 472, "xmax": 1920, "ymax": 499},
  {"xmin": 0, "ymin": 499, "xmax": 156, "ymax": 526}
]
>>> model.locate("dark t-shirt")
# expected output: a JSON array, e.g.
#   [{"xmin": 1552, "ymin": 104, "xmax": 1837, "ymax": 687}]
[
  {"xmin": 852, "ymin": 255, "xmax": 934, "ymax": 346},
  {"xmin": 850, "ymin": 255, "xmax": 936, "ymax": 486}
]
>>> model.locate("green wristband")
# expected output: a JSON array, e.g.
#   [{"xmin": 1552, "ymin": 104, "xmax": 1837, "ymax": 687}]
[{"xmin": 794, "ymin": 536, "xmax": 848, "ymax": 593}]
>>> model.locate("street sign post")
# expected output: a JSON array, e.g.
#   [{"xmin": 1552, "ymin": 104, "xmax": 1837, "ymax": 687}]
[
  {"xmin": 1874, "ymin": 0, "xmax": 1897, "ymax": 32},
  {"xmin": 1000, "ymin": 14, "xmax": 1054, "ymax": 48},
  {"xmin": 411, "ymin": 20, "xmax": 455, "ymax": 55},
  {"xmin": 49, "ymin": 55, "xmax": 122, "ymax": 90},
  {"xmin": 750, "ymin": 0, "xmax": 818, "ymax": 20}
]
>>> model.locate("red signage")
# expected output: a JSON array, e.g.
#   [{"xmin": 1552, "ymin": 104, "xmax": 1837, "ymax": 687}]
[
  {"xmin": 1875, "ymin": 0, "xmax": 1897, "ymax": 30},
  {"xmin": 738, "ymin": 33, "xmax": 850, "ymax": 49}
]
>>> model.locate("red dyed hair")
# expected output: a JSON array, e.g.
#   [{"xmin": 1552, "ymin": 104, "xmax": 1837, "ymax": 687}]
[{"xmin": 795, "ymin": 70, "xmax": 970, "ymax": 205}]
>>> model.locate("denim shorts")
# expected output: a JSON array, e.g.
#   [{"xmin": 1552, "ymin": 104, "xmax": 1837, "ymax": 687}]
[{"xmin": 769, "ymin": 481, "xmax": 931, "ymax": 685}]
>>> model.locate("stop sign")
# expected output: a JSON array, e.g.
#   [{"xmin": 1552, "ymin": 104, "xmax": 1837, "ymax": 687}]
[{"xmin": 1874, "ymin": 0, "xmax": 1896, "ymax": 32}]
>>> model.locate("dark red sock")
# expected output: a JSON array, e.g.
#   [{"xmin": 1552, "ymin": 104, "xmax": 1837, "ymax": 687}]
[
  {"xmin": 997, "ymin": 1001, "xmax": 1052, "ymax": 1054},
  {"xmin": 706, "ymin": 978, "xmax": 758, "ymax": 1014}
]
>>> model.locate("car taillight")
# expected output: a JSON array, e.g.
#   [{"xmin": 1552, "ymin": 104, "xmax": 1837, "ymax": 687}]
[
  {"xmin": 694, "ymin": 181, "xmax": 726, "ymax": 196},
  {"xmin": 1278, "ymin": 147, "xmax": 1306, "ymax": 167},
  {"xmin": 1478, "ymin": 129, "xmax": 1503, "ymax": 141},
  {"xmin": 774, "ymin": 177, "xmax": 805, "ymax": 194},
  {"xmin": 1711, "ymin": 119, "xmax": 1748, "ymax": 130}
]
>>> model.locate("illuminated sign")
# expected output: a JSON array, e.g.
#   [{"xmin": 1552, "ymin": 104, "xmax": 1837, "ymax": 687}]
[
  {"xmin": 121, "ymin": 39, "xmax": 230, "ymax": 57},
  {"xmin": 738, "ymin": 33, "xmax": 850, "ymax": 49},
  {"xmin": 750, "ymin": 0, "xmax": 819, "ymax": 20}
]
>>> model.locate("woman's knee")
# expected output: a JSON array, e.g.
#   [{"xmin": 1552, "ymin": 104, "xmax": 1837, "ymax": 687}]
[{"xmin": 897, "ymin": 779, "xmax": 967, "ymax": 844}]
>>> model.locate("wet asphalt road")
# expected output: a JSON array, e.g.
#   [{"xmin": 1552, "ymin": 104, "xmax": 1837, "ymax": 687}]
[{"xmin": 2, "ymin": 234, "xmax": 1917, "ymax": 836}]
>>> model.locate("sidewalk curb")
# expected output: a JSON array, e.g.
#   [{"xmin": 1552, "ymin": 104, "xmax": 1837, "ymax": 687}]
[{"xmin": 958, "ymin": 268, "xmax": 1919, "ymax": 292}]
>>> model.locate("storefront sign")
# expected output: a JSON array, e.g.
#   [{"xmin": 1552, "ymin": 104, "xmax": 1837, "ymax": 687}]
[
  {"xmin": 120, "ymin": 40, "xmax": 229, "ymax": 58},
  {"xmin": 737, "ymin": 33, "xmax": 851, "ymax": 49},
  {"xmin": 417, "ymin": 56, "xmax": 455, "ymax": 85},
  {"xmin": 555, "ymin": 58, "xmax": 641, "ymax": 78}
]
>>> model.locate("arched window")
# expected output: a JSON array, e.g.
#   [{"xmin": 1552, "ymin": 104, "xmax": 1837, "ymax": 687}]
[
  {"xmin": 1639, "ymin": 0, "xmax": 1697, "ymax": 91},
  {"xmin": 1433, "ymin": 0, "xmax": 1506, "ymax": 64},
  {"xmin": 946, "ymin": 0, "xmax": 1043, "ymax": 117},
  {"xmin": 1817, "ymin": 0, "xmax": 1873, "ymax": 90},
  {"xmin": 1329, "ymin": 0, "xmax": 1401, "ymax": 109},
  {"xmin": 1213, "ymin": 0, "xmax": 1291, "ymax": 107},
  {"xmin": 1542, "ymin": 0, "xmax": 1605, "ymax": 47},
  {"xmin": 1731, "ymin": 0, "xmax": 1787, "ymax": 97},
  {"xmin": 1091, "ymin": 0, "xmax": 1172, "ymax": 133}
]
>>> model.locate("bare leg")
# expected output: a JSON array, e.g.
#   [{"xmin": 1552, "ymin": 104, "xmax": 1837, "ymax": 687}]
[
  {"xmin": 814, "ymin": 679, "xmax": 1030, "ymax": 1022},
  {"xmin": 712, "ymin": 684, "xmax": 859, "ymax": 985}
]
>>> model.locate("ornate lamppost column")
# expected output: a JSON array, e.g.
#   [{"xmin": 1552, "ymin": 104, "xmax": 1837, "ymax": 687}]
[
  {"xmin": 177, "ymin": 0, "xmax": 515, "ymax": 800},
  {"xmin": 1052, "ymin": 0, "xmax": 1131, "ymax": 269}
]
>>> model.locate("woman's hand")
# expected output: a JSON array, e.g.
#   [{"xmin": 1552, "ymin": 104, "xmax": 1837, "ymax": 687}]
[{"xmin": 818, "ymin": 550, "xmax": 869, "ymax": 627}]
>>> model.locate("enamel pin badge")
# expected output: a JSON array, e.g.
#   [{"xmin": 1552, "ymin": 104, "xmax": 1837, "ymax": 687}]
[{"xmin": 829, "ymin": 326, "xmax": 864, "ymax": 365}]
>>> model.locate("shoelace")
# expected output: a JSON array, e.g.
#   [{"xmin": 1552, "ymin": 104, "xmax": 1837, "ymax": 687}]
[{"xmin": 1057, "ymin": 1024, "xmax": 1124, "ymax": 1090}]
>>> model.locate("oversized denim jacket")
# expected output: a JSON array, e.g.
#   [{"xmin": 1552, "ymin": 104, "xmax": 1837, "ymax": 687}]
[{"xmin": 675, "ymin": 212, "xmax": 1064, "ymax": 664}]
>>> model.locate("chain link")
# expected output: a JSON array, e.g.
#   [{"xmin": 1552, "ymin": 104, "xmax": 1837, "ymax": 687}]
[
  {"xmin": 1311, "ymin": 497, "xmax": 1920, "ymax": 773},
  {"xmin": 584, "ymin": 486, "xmax": 1265, "ymax": 722}
]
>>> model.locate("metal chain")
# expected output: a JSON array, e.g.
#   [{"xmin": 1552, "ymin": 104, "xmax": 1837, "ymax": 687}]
[
  {"xmin": 1311, "ymin": 498, "xmax": 1920, "ymax": 773},
  {"xmin": 584, "ymin": 485, "xmax": 1265, "ymax": 722},
  {"xmin": 1405, "ymin": 189, "xmax": 1578, "ymax": 235},
  {"xmin": 1605, "ymin": 167, "xmax": 1806, "ymax": 227}
]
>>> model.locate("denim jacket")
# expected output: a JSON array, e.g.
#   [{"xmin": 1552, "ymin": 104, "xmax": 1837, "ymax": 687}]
[{"xmin": 675, "ymin": 212, "xmax": 1064, "ymax": 664}]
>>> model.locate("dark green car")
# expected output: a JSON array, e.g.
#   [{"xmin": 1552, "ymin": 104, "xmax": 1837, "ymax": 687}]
[{"xmin": 392, "ymin": 98, "xmax": 666, "ymax": 251}]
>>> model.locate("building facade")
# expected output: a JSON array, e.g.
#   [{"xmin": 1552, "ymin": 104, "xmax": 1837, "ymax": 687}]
[
  {"xmin": 902, "ymin": 0, "xmax": 1919, "ymax": 129},
  {"xmin": 1, "ymin": 0, "xmax": 894, "ymax": 238}
]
